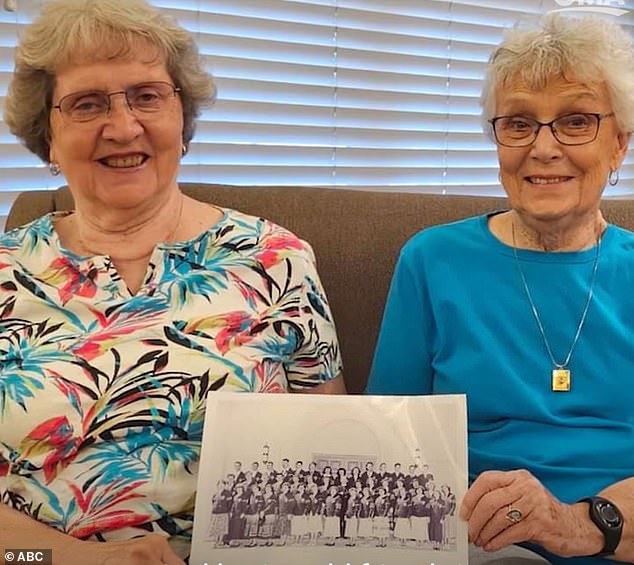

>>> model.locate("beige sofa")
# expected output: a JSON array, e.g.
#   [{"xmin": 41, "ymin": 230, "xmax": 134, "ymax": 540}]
[{"xmin": 8, "ymin": 184, "xmax": 634, "ymax": 393}]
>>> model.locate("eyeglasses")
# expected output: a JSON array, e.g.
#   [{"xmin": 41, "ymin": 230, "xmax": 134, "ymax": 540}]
[
  {"xmin": 52, "ymin": 81, "xmax": 181, "ymax": 123},
  {"xmin": 489, "ymin": 112, "xmax": 615, "ymax": 147}
]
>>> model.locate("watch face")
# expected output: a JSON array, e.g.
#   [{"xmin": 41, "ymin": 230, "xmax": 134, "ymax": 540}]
[{"xmin": 598, "ymin": 502, "xmax": 621, "ymax": 528}]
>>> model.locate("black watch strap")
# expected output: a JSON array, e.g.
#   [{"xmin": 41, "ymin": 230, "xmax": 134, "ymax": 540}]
[{"xmin": 578, "ymin": 496, "xmax": 624, "ymax": 557}]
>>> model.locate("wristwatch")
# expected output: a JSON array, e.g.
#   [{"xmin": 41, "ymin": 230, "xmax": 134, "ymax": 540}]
[{"xmin": 578, "ymin": 496, "xmax": 624, "ymax": 557}]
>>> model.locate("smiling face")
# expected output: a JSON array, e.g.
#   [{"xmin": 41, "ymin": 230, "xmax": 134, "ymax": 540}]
[
  {"xmin": 495, "ymin": 75, "xmax": 629, "ymax": 228},
  {"xmin": 48, "ymin": 48, "xmax": 183, "ymax": 213}
]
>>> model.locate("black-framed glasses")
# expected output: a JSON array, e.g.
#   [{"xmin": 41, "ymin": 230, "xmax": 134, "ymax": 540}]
[
  {"xmin": 489, "ymin": 112, "xmax": 615, "ymax": 147},
  {"xmin": 52, "ymin": 81, "xmax": 181, "ymax": 123}
]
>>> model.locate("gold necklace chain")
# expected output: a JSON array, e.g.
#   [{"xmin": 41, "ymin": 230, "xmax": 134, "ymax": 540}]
[
  {"xmin": 510, "ymin": 221, "xmax": 602, "ymax": 392},
  {"xmin": 76, "ymin": 194, "xmax": 185, "ymax": 256},
  {"xmin": 164, "ymin": 193, "xmax": 185, "ymax": 243}
]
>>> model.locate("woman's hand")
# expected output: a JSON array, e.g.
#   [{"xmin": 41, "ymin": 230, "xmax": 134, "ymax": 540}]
[
  {"xmin": 0, "ymin": 503, "xmax": 186, "ymax": 565},
  {"xmin": 69, "ymin": 535, "xmax": 185, "ymax": 565},
  {"xmin": 459, "ymin": 469, "xmax": 603, "ymax": 558}
]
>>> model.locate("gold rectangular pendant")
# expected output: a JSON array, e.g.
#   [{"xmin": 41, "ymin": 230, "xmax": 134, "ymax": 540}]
[{"xmin": 552, "ymin": 369, "xmax": 571, "ymax": 392}]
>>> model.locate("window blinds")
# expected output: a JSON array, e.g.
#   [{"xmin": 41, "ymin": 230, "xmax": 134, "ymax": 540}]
[{"xmin": 1, "ymin": 0, "xmax": 633, "ymax": 229}]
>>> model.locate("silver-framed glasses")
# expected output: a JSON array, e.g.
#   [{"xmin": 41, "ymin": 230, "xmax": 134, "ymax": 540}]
[{"xmin": 52, "ymin": 81, "xmax": 181, "ymax": 123}]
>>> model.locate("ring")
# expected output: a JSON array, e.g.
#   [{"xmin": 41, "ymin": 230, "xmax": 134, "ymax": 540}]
[{"xmin": 505, "ymin": 504, "xmax": 523, "ymax": 524}]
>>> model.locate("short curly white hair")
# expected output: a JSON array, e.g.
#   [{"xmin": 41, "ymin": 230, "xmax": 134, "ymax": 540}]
[{"xmin": 480, "ymin": 13, "xmax": 634, "ymax": 138}]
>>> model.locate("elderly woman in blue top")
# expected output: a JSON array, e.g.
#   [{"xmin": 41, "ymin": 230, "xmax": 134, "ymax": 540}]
[{"xmin": 367, "ymin": 14, "xmax": 634, "ymax": 565}]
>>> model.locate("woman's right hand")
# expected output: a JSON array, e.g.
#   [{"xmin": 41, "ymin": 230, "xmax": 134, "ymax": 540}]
[
  {"xmin": 74, "ymin": 535, "xmax": 185, "ymax": 565},
  {"xmin": 0, "ymin": 503, "xmax": 185, "ymax": 565}
]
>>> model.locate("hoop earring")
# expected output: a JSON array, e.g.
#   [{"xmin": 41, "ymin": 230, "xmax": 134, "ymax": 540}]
[
  {"xmin": 181, "ymin": 144, "xmax": 188, "ymax": 157},
  {"xmin": 609, "ymin": 169, "xmax": 620, "ymax": 186},
  {"xmin": 49, "ymin": 162, "xmax": 61, "ymax": 176}
]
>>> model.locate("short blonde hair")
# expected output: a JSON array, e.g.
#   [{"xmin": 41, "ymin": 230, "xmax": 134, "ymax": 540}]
[
  {"xmin": 4, "ymin": 0, "xmax": 216, "ymax": 163},
  {"xmin": 480, "ymin": 13, "xmax": 634, "ymax": 137}
]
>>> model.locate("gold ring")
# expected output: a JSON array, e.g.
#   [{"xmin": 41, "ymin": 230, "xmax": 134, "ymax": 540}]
[{"xmin": 505, "ymin": 504, "xmax": 523, "ymax": 524}]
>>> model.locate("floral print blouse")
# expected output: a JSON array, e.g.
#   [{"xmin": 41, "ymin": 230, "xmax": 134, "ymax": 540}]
[{"xmin": 0, "ymin": 208, "xmax": 341, "ymax": 555}]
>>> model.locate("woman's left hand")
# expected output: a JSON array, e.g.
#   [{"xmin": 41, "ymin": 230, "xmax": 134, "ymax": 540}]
[{"xmin": 459, "ymin": 469, "xmax": 603, "ymax": 557}]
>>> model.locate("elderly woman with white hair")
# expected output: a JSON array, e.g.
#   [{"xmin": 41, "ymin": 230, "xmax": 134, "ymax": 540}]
[{"xmin": 368, "ymin": 14, "xmax": 634, "ymax": 565}]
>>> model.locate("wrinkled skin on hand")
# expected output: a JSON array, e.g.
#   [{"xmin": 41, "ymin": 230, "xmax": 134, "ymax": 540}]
[{"xmin": 459, "ymin": 469, "xmax": 601, "ymax": 558}]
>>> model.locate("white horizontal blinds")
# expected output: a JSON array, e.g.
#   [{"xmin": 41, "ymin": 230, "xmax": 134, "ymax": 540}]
[
  {"xmin": 155, "ymin": 0, "xmax": 340, "ymax": 186},
  {"xmin": 0, "ymin": 1, "xmax": 55, "ymax": 228},
  {"xmin": 2, "ymin": 1, "xmax": 634, "ymax": 230},
  {"xmin": 605, "ymin": 1, "xmax": 634, "ymax": 196},
  {"xmin": 131, "ymin": 0, "xmax": 611, "ymax": 198},
  {"xmin": 159, "ymin": 0, "xmax": 634, "ymax": 196},
  {"xmin": 158, "ymin": 0, "xmax": 472, "ymax": 191},
  {"xmin": 309, "ymin": 0, "xmax": 634, "ymax": 195},
  {"xmin": 195, "ymin": 0, "xmax": 506, "ymax": 193}
]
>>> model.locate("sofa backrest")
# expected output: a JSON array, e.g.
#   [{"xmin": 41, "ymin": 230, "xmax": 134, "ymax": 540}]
[{"xmin": 7, "ymin": 184, "xmax": 634, "ymax": 393}]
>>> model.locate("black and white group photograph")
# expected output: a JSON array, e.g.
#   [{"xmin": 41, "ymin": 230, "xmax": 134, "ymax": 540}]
[
  {"xmin": 206, "ymin": 457, "xmax": 457, "ymax": 550},
  {"xmin": 191, "ymin": 393, "xmax": 468, "ymax": 565}
]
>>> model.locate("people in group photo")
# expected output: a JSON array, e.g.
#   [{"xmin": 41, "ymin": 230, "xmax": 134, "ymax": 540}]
[{"xmin": 206, "ymin": 456, "xmax": 457, "ymax": 549}]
